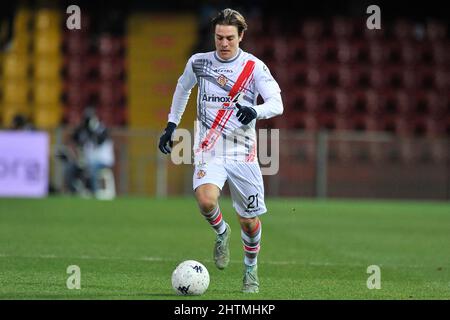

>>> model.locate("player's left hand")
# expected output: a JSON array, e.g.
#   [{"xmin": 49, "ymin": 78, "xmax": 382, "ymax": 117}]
[{"xmin": 236, "ymin": 103, "xmax": 257, "ymax": 125}]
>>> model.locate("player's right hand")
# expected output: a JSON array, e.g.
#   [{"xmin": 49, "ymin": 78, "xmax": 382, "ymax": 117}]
[{"xmin": 158, "ymin": 122, "xmax": 177, "ymax": 154}]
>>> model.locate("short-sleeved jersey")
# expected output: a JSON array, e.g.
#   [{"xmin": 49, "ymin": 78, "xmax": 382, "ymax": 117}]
[{"xmin": 168, "ymin": 49, "xmax": 281, "ymax": 165}]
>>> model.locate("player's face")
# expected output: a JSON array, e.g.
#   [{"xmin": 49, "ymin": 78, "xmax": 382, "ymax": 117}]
[{"xmin": 214, "ymin": 24, "xmax": 243, "ymax": 60}]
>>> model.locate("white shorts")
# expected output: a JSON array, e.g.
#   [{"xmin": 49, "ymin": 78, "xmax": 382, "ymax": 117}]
[{"xmin": 193, "ymin": 161, "xmax": 267, "ymax": 218}]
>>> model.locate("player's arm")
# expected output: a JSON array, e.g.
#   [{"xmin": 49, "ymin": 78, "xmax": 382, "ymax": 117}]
[
  {"xmin": 235, "ymin": 61, "xmax": 283, "ymax": 125},
  {"xmin": 159, "ymin": 56, "xmax": 198, "ymax": 154}
]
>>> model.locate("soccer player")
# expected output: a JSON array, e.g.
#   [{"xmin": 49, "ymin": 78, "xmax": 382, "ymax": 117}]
[{"xmin": 158, "ymin": 8, "xmax": 283, "ymax": 293}]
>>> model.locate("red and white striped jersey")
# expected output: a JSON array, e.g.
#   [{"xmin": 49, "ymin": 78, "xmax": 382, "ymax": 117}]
[{"xmin": 168, "ymin": 49, "xmax": 283, "ymax": 164}]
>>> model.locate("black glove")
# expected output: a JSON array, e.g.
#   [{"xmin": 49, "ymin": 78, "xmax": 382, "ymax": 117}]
[
  {"xmin": 158, "ymin": 122, "xmax": 177, "ymax": 154},
  {"xmin": 236, "ymin": 103, "xmax": 257, "ymax": 125}
]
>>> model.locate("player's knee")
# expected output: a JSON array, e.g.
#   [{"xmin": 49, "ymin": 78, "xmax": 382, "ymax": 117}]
[
  {"xmin": 239, "ymin": 216, "xmax": 259, "ymax": 234},
  {"xmin": 195, "ymin": 191, "xmax": 218, "ymax": 213}
]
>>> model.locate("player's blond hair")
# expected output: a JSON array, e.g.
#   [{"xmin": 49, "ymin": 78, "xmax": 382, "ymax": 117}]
[{"xmin": 211, "ymin": 8, "xmax": 248, "ymax": 36}]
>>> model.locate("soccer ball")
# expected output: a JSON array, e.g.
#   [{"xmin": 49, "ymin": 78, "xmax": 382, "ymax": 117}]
[{"xmin": 171, "ymin": 260, "xmax": 210, "ymax": 295}]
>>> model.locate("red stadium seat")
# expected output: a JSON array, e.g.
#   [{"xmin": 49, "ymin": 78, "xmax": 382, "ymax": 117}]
[
  {"xmin": 65, "ymin": 34, "xmax": 90, "ymax": 55},
  {"xmin": 338, "ymin": 65, "xmax": 360, "ymax": 89},
  {"xmin": 392, "ymin": 19, "xmax": 415, "ymax": 41},
  {"xmin": 365, "ymin": 89, "xmax": 385, "ymax": 116},
  {"xmin": 399, "ymin": 42, "xmax": 419, "ymax": 65},
  {"xmin": 431, "ymin": 43, "xmax": 449, "ymax": 66},
  {"xmin": 98, "ymin": 82, "xmax": 125, "ymax": 106},
  {"xmin": 98, "ymin": 35, "xmax": 123, "ymax": 57},
  {"xmin": 304, "ymin": 41, "xmax": 327, "ymax": 63},
  {"xmin": 331, "ymin": 17, "xmax": 355, "ymax": 39},
  {"xmin": 64, "ymin": 80, "xmax": 92, "ymax": 108},
  {"xmin": 400, "ymin": 67, "xmax": 420, "ymax": 90},
  {"xmin": 335, "ymin": 40, "xmax": 357, "ymax": 64},
  {"xmin": 290, "ymin": 39, "xmax": 306, "ymax": 61},
  {"xmin": 367, "ymin": 41, "xmax": 389, "ymax": 65},
  {"xmin": 289, "ymin": 87, "xmax": 321, "ymax": 113},
  {"xmin": 426, "ymin": 19, "xmax": 447, "ymax": 41},
  {"xmin": 98, "ymin": 57, "xmax": 124, "ymax": 81},
  {"xmin": 65, "ymin": 55, "xmax": 91, "ymax": 80},
  {"xmin": 287, "ymin": 111, "xmax": 319, "ymax": 131},
  {"xmin": 64, "ymin": 105, "xmax": 85, "ymax": 126},
  {"xmin": 394, "ymin": 90, "xmax": 415, "ymax": 117},
  {"xmin": 334, "ymin": 89, "xmax": 356, "ymax": 115},
  {"xmin": 301, "ymin": 19, "xmax": 325, "ymax": 40},
  {"xmin": 433, "ymin": 69, "xmax": 449, "ymax": 91}
]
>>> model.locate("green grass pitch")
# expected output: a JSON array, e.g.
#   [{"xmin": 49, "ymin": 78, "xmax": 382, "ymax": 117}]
[{"xmin": 0, "ymin": 196, "xmax": 449, "ymax": 299}]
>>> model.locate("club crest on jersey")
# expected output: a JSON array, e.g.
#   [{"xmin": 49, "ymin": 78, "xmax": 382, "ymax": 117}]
[
  {"xmin": 196, "ymin": 169, "xmax": 206, "ymax": 179},
  {"xmin": 217, "ymin": 74, "xmax": 228, "ymax": 87}
]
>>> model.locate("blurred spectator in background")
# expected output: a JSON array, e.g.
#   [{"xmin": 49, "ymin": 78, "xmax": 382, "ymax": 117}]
[
  {"xmin": 58, "ymin": 108, "xmax": 115, "ymax": 198},
  {"xmin": 10, "ymin": 114, "xmax": 35, "ymax": 131}
]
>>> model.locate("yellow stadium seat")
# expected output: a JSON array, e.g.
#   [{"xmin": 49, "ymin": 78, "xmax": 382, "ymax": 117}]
[
  {"xmin": 33, "ymin": 104, "xmax": 62, "ymax": 129},
  {"xmin": 34, "ymin": 57, "xmax": 61, "ymax": 80},
  {"xmin": 35, "ymin": 9, "xmax": 61, "ymax": 31},
  {"xmin": 3, "ymin": 53, "xmax": 29, "ymax": 79},
  {"xmin": 2, "ymin": 81, "xmax": 29, "ymax": 104},
  {"xmin": 9, "ymin": 33, "xmax": 30, "ymax": 54},
  {"xmin": 34, "ymin": 32, "xmax": 61, "ymax": 55},
  {"xmin": 33, "ymin": 81, "xmax": 61, "ymax": 104},
  {"xmin": 13, "ymin": 9, "xmax": 32, "ymax": 33}
]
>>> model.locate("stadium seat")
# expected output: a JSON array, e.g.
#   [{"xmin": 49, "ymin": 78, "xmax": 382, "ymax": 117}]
[
  {"xmin": 423, "ymin": 117, "xmax": 447, "ymax": 137},
  {"xmin": 287, "ymin": 111, "xmax": 319, "ymax": 131},
  {"xmin": 367, "ymin": 41, "xmax": 389, "ymax": 65},
  {"xmin": 13, "ymin": 8, "xmax": 31, "ymax": 34},
  {"xmin": 431, "ymin": 43, "xmax": 448, "ymax": 66},
  {"xmin": 98, "ymin": 82, "xmax": 124, "ymax": 106},
  {"xmin": 433, "ymin": 69, "xmax": 449, "ymax": 91},
  {"xmin": 98, "ymin": 35, "xmax": 123, "ymax": 57},
  {"xmin": 2, "ymin": 80, "xmax": 29, "ymax": 104},
  {"xmin": 99, "ymin": 57, "xmax": 124, "ymax": 81},
  {"xmin": 63, "ymin": 105, "xmax": 85, "ymax": 126},
  {"xmin": 335, "ymin": 40, "xmax": 360, "ymax": 64},
  {"xmin": 291, "ymin": 87, "xmax": 322, "ymax": 113},
  {"xmin": 9, "ymin": 33, "xmax": 30, "ymax": 54},
  {"xmin": 290, "ymin": 39, "xmax": 306, "ymax": 61},
  {"xmin": 34, "ymin": 32, "xmax": 61, "ymax": 55},
  {"xmin": 2, "ymin": 53, "xmax": 29, "ymax": 79},
  {"xmin": 301, "ymin": 19, "xmax": 324, "ymax": 40},
  {"xmin": 385, "ymin": 40, "xmax": 402, "ymax": 64},
  {"xmin": 35, "ymin": 9, "xmax": 61, "ymax": 31},
  {"xmin": 418, "ymin": 66, "xmax": 435, "ymax": 89},
  {"xmin": 365, "ymin": 89, "xmax": 385, "ymax": 116},
  {"xmin": 331, "ymin": 17, "xmax": 355, "ymax": 39},
  {"xmin": 400, "ymin": 67, "xmax": 419, "ymax": 90},
  {"xmin": 33, "ymin": 81, "xmax": 61, "ymax": 105},
  {"xmin": 385, "ymin": 65, "xmax": 403, "ymax": 89},
  {"xmin": 34, "ymin": 57, "xmax": 61, "ymax": 80},
  {"xmin": 368, "ymin": 68, "xmax": 387, "ymax": 89},
  {"xmin": 65, "ymin": 55, "xmax": 90, "ymax": 80},
  {"xmin": 65, "ymin": 34, "xmax": 90, "ymax": 55},
  {"xmin": 399, "ymin": 42, "xmax": 419, "ymax": 65},
  {"xmin": 334, "ymin": 89, "xmax": 355, "ymax": 115},
  {"xmin": 392, "ymin": 19, "xmax": 415, "ymax": 41},
  {"xmin": 394, "ymin": 90, "xmax": 414, "ymax": 117},
  {"xmin": 337, "ymin": 65, "xmax": 360, "ymax": 89},
  {"xmin": 33, "ymin": 104, "xmax": 62, "ymax": 129},
  {"xmin": 424, "ymin": 90, "xmax": 447, "ymax": 118},
  {"xmin": 355, "ymin": 66, "xmax": 370, "ymax": 89},
  {"xmin": 64, "ymin": 82, "xmax": 90, "ymax": 109},
  {"xmin": 304, "ymin": 41, "xmax": 326, "ymax": 63},
  {"xmin": 426, "ymin": 19, "xmax": 447, "ymax": 41}
]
